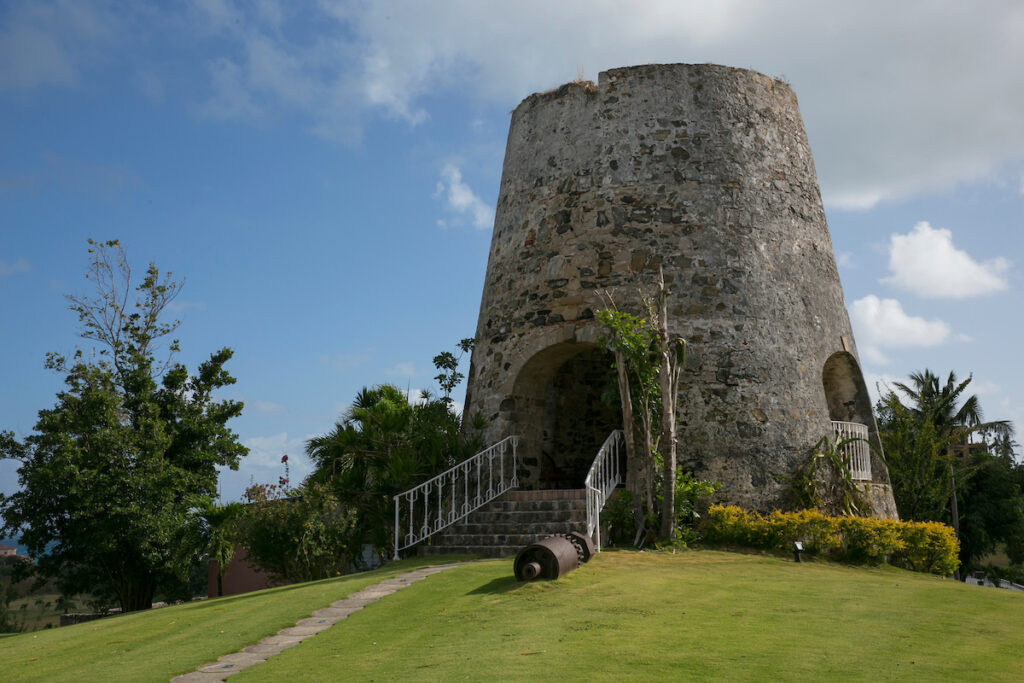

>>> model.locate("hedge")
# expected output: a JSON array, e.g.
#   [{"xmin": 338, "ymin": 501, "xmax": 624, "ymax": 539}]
[{"xmin": 701, "ymin": 505, "xmax": 959, "ymax": 575}]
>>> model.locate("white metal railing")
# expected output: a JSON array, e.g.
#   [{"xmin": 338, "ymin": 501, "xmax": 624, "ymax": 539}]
[
  {"xmin": 585, "ymin": 430, "xmax": 625, "ymax": 552},
  {"xmin": 831, "ymin": 420, "xmax": 871, "ymax": 481},
  {"xmin": 393, "ymin": 436, "xmax": 519, "ymax": 559}
]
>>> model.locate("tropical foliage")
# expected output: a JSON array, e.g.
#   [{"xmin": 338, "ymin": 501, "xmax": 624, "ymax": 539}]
[
  {"xmin": 241, "ymin": 480, "xmax": 357, "ymax": 583},
  {"xmin": 0, "ymin": 241, "xmax": 247, "ymax": 612},
  {"xmin": 787, "ymin": 434, "xmax": 869, "ymax": 517},
  {"xmin": 597, "ymin": 267, "xmax": 692, "ymax": 545},
  {"xmin": 876, "ymin": 369, "xmax": 1022, "ymax": 573}
]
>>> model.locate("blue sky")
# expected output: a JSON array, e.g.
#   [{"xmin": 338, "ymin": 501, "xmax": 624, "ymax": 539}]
[{"xmin": 2, "ymin": 0, "xmax": 1022, "ymax": 506}]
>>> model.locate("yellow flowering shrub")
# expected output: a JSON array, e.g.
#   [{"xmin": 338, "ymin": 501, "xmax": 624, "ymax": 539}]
[{"xmin": 702, "ymin": 505, "xmax": 959, "ymax": 575}]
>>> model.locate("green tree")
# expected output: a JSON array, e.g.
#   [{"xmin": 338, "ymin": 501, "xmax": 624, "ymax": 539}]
[
  {"xmin": 241, "ymin": 480, "xmax": 357, "ymax": 583},
  {"xmin": 598, "ymin": 272, "xmax": 688, "ymax": 543},
  {"xmin": 0, "ymin": 240, "xmax": 247, "ymax": 612},
  {"xmin": 305, "ymin": 383, "xmax": 478, "ymax": 556},
  {"xmin": 957, "ymin": 449, "xmax": 1024, "ymax": 570},
  {"xmin": 877, "ymin": 369, "xmax": 1019, "ymax": 574},
  {"xmin": 199, "ymin": 501, "xmax": 245, "ymax": 597}
]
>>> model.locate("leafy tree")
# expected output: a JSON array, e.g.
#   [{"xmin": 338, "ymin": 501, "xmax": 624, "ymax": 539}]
[
  {"xmin": 878, "ymin": 370, "xmax": 1013, "ymax": 525},
  {"xmin": 957, "ymin": 450, "xmax": 1024, "ymax": 570},
  {"xmin": 433, "ymin": 338, "xmax": 475, "ymax": 405},
  {"xmin": 305, "ymin": 383, "xmax": 479, "ymax": 556},
  {"xmin": 597, "ymin": 269, "xmax": 689, "ymax": 543},
  {"xmin": 877, "ymin": 369, "xmax": 1021, "ymax": 575},
  {"xmin": 0, "ymin": 240, "xmax": 247, "ymax": 612},
  {"xmin": 597, "ymin": 307, "xmax": 659, "ymax": 530},
  {"xmin": 241, "ymin": 480, "xmax": 357, "ymax": 583},
  {"xmin": 199, "ymin": 501, "xmax": 245, "ymax": 597}
]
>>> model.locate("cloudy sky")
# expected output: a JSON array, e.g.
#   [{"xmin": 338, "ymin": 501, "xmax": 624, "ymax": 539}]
[{"xmin": 1, "ymin": 0, "xmax": 1022, "ymax": 504}]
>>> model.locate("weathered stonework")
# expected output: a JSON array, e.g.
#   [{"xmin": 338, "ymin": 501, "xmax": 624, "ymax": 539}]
[{"xmin": 463, "ymin": 63, "xmax": 898, "ymax": 518}]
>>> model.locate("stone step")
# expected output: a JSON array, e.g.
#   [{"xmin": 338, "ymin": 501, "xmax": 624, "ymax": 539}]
[
  {"xmin": 418, "ymin": 544, "xmax": 520, "ymax": 558},
  {"xmin": 471, "ymin": 500, "xmax": 586, "ymax": 513},
  {"xmin": 447, "ymin": 509, "xmax": 585, "ymax": 525},
  {"xmin": 430, "ymin": 531, "xmax": 586, "ymax": 547},
  {"xmin": 415, "ymin": 488, "xmax": 592, "ymax": 558},
  {"xmin": 444, "ymin": 521, "xmax": 586, "ymax": 535}
]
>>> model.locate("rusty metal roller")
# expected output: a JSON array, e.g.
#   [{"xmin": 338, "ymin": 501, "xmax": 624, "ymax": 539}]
[
  {"xmin": 563, "ymin": 531, "xmax": 596, "ymax": 563},
  {"xmin": 514, "ymin": 534, "xmax": 582, "ymax": 581}
]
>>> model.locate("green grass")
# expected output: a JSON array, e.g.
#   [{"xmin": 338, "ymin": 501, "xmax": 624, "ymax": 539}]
[
  {"xmin": 235, "ymin": 551, "xmax": 1024, "ymax": 682},
  {"xmin": 3, "ymin": 551, "xmax": 1023, "ymax": 681},
  {"xmin": 0, "ymin": 555, "xmax": 475, "ymax": 682}
]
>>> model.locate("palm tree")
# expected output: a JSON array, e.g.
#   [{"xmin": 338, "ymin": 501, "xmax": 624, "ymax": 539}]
[
  {"xmin": 880, "ymin": 370, "xmax": 1016, "ymax": 577},
  {"xmin": 891, "ymin": 370, "xmax": 1013, "ymax": 444},
  {"xmin": 200, "ymin": 501, "xmax": 244, "ymax": 597},
  {"xmin": 305, "ymin": 384, "xmax": 477, "ymax": 552}
]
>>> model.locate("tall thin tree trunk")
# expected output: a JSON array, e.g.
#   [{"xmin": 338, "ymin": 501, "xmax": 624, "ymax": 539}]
[
  {"xmin": 656, "ymin": 266, "xmax": 679, "ymax": 539},
  {"xmin": 613, "ymin": 348, "xmax": 642, "ymax": 529}
]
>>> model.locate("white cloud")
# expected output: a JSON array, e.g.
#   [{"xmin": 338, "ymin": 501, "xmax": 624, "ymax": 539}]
[
  {"xmin": 835, "ymin": 251, "xmax": 854, "ymax": 269},
  {"xmin": 882, "ymin": 222, "xmax": 1010, "ymax": 299},
  {"xmin": 238, "ymin": 431, "xmax": 313, "ymax": 482},
  {"xmin": 849, "ymin": 295, "xmax": 951, "ymax": 364},
  {"xmin": 436, "ymin": 164, "xmax": 494, "ymax": 230},
  {"xmin": 0, "ymin": 1, "xmax": 114, "ymax": 89},
  {"xmin": 863, "ymin": 371, "xmax": 900, "ymax": 405},
  {"xmin": 0, "ymin": 257, "xmax": 32, "ymax": 278},
  {"xmin": 387, "ymin": 362, "xmax": 417, "ymax": 376},
  {"xmin": 6, "ymin": 2, "xmax": 1024, "ymax": 206}
]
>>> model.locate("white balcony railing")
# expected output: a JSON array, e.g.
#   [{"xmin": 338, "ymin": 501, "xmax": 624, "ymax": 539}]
[
  {"xmin": 831, "ymin": 420, "xmax": 871, "ymax": 481},
  {"xmin": 585, "ymin": 430, "xmax": 625, "ymax": 552},
  {"xmin": 393, "ymin": 436, "xmax": 519, "ymax": 559}
]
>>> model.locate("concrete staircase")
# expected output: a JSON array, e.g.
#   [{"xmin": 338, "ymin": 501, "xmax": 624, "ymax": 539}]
[{"xmin": 418, "ymin": 489, "xmax": 588, "ymax": 558}]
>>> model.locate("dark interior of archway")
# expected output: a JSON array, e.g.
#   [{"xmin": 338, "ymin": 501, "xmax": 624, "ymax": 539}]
[
  {"xmin": 821, "ymin": 352, "xmax": 873, "ymax": 426},
  {"xmin": 539, "ymin": 347, "xmax": 622, "ymax": 489}
]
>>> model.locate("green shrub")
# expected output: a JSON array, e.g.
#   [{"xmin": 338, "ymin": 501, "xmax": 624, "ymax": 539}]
[
  {"xmin": 241, "ymin": 481, "xmax": 358, "ymax": 583},
  {"xmin": 702, "ymin": 505, "xmax": 959, "ymax": 575}
]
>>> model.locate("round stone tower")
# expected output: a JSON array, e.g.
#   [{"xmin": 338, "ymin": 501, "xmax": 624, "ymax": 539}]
[{"xmin": 463, "ymin": 63, "xmax": 897, "ymax": 517}]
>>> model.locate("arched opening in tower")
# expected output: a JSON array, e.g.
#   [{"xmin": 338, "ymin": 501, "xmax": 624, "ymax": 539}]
[
  {"xmin": 821, "ymin": 351, "xmax": 873, "ymax": 426},
  {"xmin": 821, "ymin": 351, "xmax": 883, "ymax": 480},
  {"xmin": 509, "ymin": 342, "xmax": 622, "ymax": 489}
]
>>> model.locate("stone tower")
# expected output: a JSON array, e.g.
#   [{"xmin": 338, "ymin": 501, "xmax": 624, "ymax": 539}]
[{"xmin": 463, "ymin": 64, "xmax": 897, "ymax": 518}]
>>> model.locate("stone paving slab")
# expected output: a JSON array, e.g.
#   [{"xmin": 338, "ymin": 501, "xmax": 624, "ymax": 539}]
[
  {"xmin": 173, "ymin": 673, "xmax": 234, "ymax": 683},
  {"xmin": 312, "ymin": 606, "xmax": 360, "ymax": 618},
  {"xmin": 171, "ymin": 561, "xmax": 468, "ymax": 682},
  {"xmin": 215, "ymin": 652, "xmax": 266, "ymax": 666}
]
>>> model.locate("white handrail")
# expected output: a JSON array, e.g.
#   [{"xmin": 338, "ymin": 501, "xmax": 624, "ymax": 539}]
[
  {"xmin": 392, "ymin": 435, "xmax": 519, "ymax": 559},
  {"xmin": 585, "ymin": 430, "xmax": 625, "ymax": 552},
  {"xmin": 831, "ymin": 420, "xmax": 871, "ymax": 481}
]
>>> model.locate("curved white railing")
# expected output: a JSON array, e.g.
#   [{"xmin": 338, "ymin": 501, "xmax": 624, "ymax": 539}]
[
  {"xmin": 585, "ymin": 430, "xmax": 625, "ymax": 552},
  {"xmin": 393, "ymin": 435, "xmax": 519, "ymax": 559},
  {"xmin": 831, "ymin": 420, "xmax": 871, "ymax": 481}
]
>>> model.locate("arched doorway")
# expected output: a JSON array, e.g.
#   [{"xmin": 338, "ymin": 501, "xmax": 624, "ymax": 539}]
[
  {"xmin": 822, "ymin": 351, "xmax": 880, "ymax": 480},
  {"xmin": 821, "ymin": 351, "xmax": 873, "ymax": 426},
  {"xmin": 509, "ymin": 342, "xmax": 622, "ymax": 489}
]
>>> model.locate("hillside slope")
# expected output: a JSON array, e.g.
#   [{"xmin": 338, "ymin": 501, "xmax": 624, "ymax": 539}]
[{"xmin": 3, "ymin": 551, "xmax": 1022, "ymax": 681}]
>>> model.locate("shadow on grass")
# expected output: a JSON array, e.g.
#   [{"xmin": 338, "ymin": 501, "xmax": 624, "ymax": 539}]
[{"xmin": 466, "ymin": 575, "xmax": 524, "ymax": 595}]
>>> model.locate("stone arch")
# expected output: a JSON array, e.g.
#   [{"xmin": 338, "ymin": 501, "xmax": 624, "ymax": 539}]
[
  {"xmin": 821, "ymin": 351, "xmax": 873, "ymax": 426},
  {"xmin": 821, "ymin": 351, "xmax": 885, "ymax": 469},
  {"xmin": 506, "ymin": 341, "xmax": 621, "ymax": 489}
]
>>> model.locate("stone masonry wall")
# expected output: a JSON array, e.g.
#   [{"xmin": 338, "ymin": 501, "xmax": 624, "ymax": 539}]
[{"xmin": 463, "ymin": 64, "xmax": 897, "ymax": 517}]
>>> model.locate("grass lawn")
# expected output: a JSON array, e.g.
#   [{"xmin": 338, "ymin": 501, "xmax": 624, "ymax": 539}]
[
  {"xmin": 235, "ymin": 550, "xmax": 1024, "ymax": 682},
  {"xmin": 2, "ymin": 550, "xmax": 1023, "ymax": 681},
  {"xmin": 0, "ymin": 555, "xmax": 474, "ymax": 682}
]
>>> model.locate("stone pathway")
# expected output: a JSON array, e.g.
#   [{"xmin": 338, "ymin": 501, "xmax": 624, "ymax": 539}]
[{"xmin": 171, "ymin": 562, "xmax": 467, "ymax": 682}]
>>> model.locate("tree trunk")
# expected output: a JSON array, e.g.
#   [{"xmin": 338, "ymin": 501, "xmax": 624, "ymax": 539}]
[
  {"xmin": 613, "ymin": 348, "xmax": 642, "ymax": 529},
  {"xmin": 656, "ymin": 265, "xmax": 679, "ymax": 540}
]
